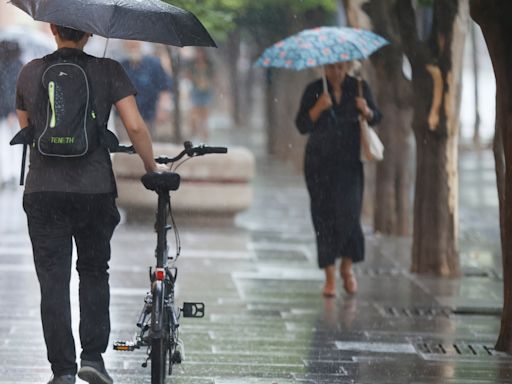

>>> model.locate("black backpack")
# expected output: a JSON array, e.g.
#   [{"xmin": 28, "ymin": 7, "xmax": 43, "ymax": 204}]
[
  {"xmin": 10, "ymin": 50, "xmax": 135, "ymax": 185},
  {"xmin": 36, "ymin": 50, "xmax": 100, "ymax": 157}
]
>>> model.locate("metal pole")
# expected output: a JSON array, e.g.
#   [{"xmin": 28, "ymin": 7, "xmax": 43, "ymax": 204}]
[{"xmin": 471, "ymin": 21, "xmax": 481, "ymax": 147}]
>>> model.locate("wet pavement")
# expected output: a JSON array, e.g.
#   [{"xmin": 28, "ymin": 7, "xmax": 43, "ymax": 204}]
[{"xmin": 0, "ymin": 135, "xmax": 509, "ymax": 383}]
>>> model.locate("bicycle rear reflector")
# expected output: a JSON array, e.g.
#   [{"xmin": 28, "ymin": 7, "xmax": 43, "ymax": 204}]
[{"xmin": 155, "ymin": 268, "xmax": 165, "ymax": 281}]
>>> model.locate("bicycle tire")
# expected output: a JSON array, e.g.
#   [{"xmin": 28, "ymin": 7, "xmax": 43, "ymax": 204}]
[{"xmin": 151, "ymin": 280, "xmax": 168, "ymax": 384}]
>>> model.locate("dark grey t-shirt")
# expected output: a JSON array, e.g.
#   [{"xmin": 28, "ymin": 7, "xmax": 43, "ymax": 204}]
[{"xmin": 16, "ymin": 48, "xmax": 136, "ymax": 194}]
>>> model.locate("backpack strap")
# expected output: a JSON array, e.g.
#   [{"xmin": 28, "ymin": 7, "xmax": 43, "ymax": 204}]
[{"xmin": 65, "ymin": 53, "xmax": 126, "ymax": 153}]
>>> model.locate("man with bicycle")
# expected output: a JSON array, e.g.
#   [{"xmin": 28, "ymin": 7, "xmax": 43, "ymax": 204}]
[{"xmin": 15, "ymin": 24, "xmax": 166, "ymax": 384}]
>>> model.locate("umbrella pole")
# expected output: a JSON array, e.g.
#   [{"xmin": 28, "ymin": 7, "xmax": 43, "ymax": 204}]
[
  {"xmin": 102, "ymin": 38, "xmax": 110, "ymax": 57},
  {"xmin": 323, "ymin": 66, "xmax": 337, "ymax": 121},
  {"xmin": 322, "ymin": 65, "xmax": 328, "ymax": 93}
]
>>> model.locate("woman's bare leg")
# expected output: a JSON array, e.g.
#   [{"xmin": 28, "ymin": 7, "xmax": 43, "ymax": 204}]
[
  {"xmin": 340, "ymin": 257, "xmax": 358, "ymax": 294},
  {"xmin": 323, "ymin": 264, "xmax": 336, "ymax": 297}
]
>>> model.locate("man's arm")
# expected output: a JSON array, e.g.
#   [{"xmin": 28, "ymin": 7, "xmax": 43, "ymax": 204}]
[
  {"xmin": 16, "ymin": 109, "xmax": 29, "ymax": 128},
  {"xmin": 115, "ymin": 95, "xmax": 158, "ymax": 173}
]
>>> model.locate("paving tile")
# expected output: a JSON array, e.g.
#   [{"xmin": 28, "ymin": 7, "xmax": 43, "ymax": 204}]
[{"xmin": 0, "ymin": 149, "xmax": 510, "ymax": 383}]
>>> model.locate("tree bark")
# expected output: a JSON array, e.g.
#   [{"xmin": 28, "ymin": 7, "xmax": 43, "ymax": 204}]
[
  {"xmin": 360, "ymin": 0, "xmax": 413, "ymax": 236},
  {"xmin": 470, "ymin": 0, "xmax": 512, "ymax": 353},
  {"xmin": 264, "ymin": 69, "xmax": 277, "ymax": 156},
  {"xmin": 470, "ymin": 22, "xmax": 481, "ymax": 147},
  {"xmin": 396, "ymin": 0, "xmax": 468, "ymax": 277},
  {"xmin": 225, "ymin": 31, "xmax": 242, "ymax": 127}
]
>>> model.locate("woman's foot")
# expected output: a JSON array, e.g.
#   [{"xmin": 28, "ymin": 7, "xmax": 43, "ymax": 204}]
[
  {"xmin": 322, "ymin": 284, "xmax": 336, "ymax": 297},
  {"xmin": 340, "ymin": 258, "xmax": 358, "ymax": 294},
  {"xmin": 323, "ymin": 265, "xmax": 336, "ymax": 297},
  {"xmin": 341, "ymin": 271, "xmax": 358, "ymax": 294}
]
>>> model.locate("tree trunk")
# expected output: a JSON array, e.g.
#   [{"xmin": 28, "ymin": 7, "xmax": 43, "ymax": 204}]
[
  {"xmin": 411, "ymin": 123, "xmax": 459, "ymax": 275},
  {"xmin": 470, "ymin": 22, "xmax": 481, "ymax": 147},
  {"xmin": 470, "ymin": 0, "xmax": 512, "ymax": 353},
  {"xmin": 355, "ymin": 0, "xmax": 414, "ymax": 236},
  {"xmin": 225, "ymin": 31, "xmax": 242, "ymax": 127},
  {"xmin": 397, "ymin": 0, "xmax": 468, "ymax": 276},
  {"xmin": 373, "ymin": 97, "xmax": 412, "ymax": 235},
  {"xmin": 264, "ymin": 69, "xmax": 277, "ymax": 156}
]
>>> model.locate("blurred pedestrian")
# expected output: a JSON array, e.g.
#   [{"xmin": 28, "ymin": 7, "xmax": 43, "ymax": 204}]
[
  {"xmin": 15, "ymin": 24, "xmax": 166, "ymax": 384},
  {"xmin": 0, "ymin": 40, "xmax": 23, "ymax": 186},
  {"xmin": 120, "ymin": 40, "xmax": 172, "ymax": 139},
  {"xmin": 185, "ymin": 48, "xmax": 214, "ymax": 142},
  {"xmin": 295, "ymin": 62, "xmax": 382, "ymax": 297}
]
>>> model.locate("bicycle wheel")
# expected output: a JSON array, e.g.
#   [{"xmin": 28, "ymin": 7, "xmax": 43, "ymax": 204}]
[{"xmin": 151, "ymin": 280, "xmax": 168, "ymax": 384}]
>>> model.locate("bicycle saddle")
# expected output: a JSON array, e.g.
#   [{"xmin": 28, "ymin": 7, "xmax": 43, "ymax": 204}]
[{"xmin": 141, "ymin": 172, "xmax": 181, "ymax": 191}]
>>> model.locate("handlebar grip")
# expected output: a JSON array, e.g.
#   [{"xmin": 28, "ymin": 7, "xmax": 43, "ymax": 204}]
[
  {"xmin": 203, "ymin": 147, "xmax": 228, "ymax": 154},
  {"xmin": 155, "ymin": 145, "xmax": 228, "ymax": 164}
]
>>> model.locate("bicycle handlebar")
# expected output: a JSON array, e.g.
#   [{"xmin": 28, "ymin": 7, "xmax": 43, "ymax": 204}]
[{"xmin": 155, "ymin": 141, "xmax": 228, "ymax": 164}]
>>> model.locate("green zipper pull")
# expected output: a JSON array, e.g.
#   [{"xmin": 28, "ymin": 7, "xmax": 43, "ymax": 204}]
[{"xmin": 49, "ymin": 81, "xmax": 56, "ymax": 128}]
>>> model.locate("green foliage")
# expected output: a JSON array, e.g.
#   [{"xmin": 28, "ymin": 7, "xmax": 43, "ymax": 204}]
[
  {"xmin": 164, "ymin": 0, "xmax": 245, "ymax": 40},
  {"xmin": 164, "ymin": 0, "xmax": 336, "ymax": 43},
  {"xmin": 238, "ymin": 0, "xmax": 336, "ymax": 46},
  {"xmin": 417, "ymin": 0, "xmax": 433, "ymax": 6}
]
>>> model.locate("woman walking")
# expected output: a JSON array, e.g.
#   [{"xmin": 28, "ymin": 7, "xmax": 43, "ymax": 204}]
[{"xmin": 295, "ymin": 62, "xmax": 382, "ymax": 297}]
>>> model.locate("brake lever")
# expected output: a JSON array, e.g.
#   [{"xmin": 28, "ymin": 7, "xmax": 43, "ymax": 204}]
[
  {"xmin": 192, "ymin": 145, "xmax": 207, "ymax": 156},
  {"xmin": 183, "ymin": 141, "xmax": 194, "ymax": 156}
]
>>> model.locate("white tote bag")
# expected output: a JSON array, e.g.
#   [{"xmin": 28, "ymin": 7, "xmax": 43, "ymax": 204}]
[
  {"xmin": 360, "ymin": 117, "xmax": 384, "ymax": 162},
  {"xmin": 357, "ymin": 77, "xmax": 384, "ymax": 162}
]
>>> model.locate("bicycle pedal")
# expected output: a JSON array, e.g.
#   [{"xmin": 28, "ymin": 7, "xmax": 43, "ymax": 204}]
[
  {"xmin": 182, "ymin": 302, "xmax": 205, "ymax": 318},
  {"xmin": 113, "ymin": 341, "xmax": 138, "ymax": 351}
]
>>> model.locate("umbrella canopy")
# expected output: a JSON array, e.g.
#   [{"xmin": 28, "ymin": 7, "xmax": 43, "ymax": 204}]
[
  {"xmin": 255, "ymin": 26, "xmax": 388, "ymax": 70},
  {"xmin": 9, "ymin": 0, "xmax": 216, "ymax": 47}
]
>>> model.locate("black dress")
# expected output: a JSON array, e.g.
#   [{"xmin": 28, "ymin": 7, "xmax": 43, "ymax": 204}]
[{"xmin": 295, "ymin": 75, "xmax": 382, "ymax": 269}]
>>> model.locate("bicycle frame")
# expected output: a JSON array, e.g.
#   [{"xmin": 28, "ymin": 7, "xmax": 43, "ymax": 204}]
[
  {"xmin": 155, "ymin": 190, "xmax": 170, "ymax": 269},
  {"xmin": 114, "ymin": 142, "xmax": 224, "ymax": 383}
]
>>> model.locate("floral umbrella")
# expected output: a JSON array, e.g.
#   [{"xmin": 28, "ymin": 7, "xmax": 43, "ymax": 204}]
[{"xmin": 255, "ymin": 26, "xmax": 389, "ymax": 90}]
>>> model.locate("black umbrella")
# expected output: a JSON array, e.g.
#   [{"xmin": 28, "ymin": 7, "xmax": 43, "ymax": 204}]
[{"xmin": 9, "ymin": 0, "xmax": 216, "ymax": 47}]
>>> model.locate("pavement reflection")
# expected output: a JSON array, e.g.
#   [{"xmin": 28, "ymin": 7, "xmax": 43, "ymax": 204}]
[{"xmin": 0, "ymin": 144, "xmax": 508, "ymax": 383}]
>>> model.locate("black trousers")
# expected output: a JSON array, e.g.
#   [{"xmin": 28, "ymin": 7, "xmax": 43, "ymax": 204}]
[{"xmin": 23, "ymin": 192, "xmax": 120, "ymax": 376}]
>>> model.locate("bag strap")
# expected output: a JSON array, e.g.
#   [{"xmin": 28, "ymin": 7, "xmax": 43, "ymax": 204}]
[
  {"xmin": 357, "ymin": 76, "xmax": 371, "ymax": 160},
  {"xmin": 357, "ymin": 76, "xmax": 364, "ymax": 99}
]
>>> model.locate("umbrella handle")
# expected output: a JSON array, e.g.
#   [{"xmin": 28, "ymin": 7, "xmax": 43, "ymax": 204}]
[
  {"xmin": 322, "ymin": 66, "xmax": 328, "ymax": 93},
  {"xmin": 322, "ymin": 66, "xmax": 336, "ymax": 122}
]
